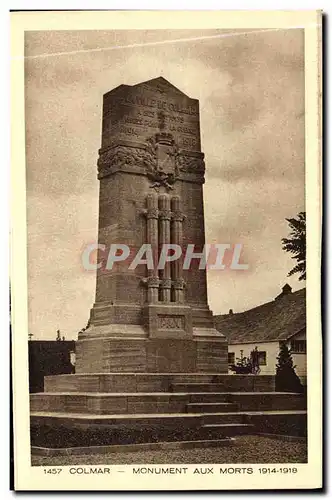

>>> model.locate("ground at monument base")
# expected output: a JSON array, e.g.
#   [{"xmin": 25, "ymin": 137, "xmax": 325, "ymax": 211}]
[{"xmin": 31, "ymin": 435, "xmax": 307, "ymax": 466}]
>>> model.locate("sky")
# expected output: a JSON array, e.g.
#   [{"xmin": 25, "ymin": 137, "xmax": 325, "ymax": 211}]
[{"xmin": 24, "ymin": 29, "xmax": 305, "ymax": 340}]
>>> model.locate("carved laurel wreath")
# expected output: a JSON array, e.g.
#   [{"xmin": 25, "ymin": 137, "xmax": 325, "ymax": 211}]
[{"xmin": 97, "ymin": 137, "xmax": 205, "ymax": 179}]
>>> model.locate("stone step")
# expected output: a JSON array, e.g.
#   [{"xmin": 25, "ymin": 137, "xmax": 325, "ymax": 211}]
[
  {"xmin": 228, "ymin": 392, "xmax": 306, "ymax": 411},
  {"xmin": 30, "ymin": 392, "xmax": 190, "ymax": 415},
  {"xmin": 201, "ymin": 412, "xmax": 244, "ymax": 424},
  {"xmin": 202, "ymin": 423, "xmax": 254, "ymax": 437},
  {"xmin": 187, "ymin": 402, "xmax": 238, "ymax": 413},
  {"xmin": 30, "ymin": 411, "xmax": 246, "ymax": 428},
  {"xmin": 171, "ymin": 383, "xmax": 246, "ymax": 393},
  {"xmin": 43, "ymin": 373, "xmax": 275, "ymax": 393},
  {"xmin": 30, "ymin": 410, "xmax": 251, "ymax": 448},
  {"xmin": 209, "ymin": 375, "xmax": 276, "ymax": 392},
  {"xmin": 178, "ymin": 381, "xmax": 280, "ymax": 392},
  {"xmin": 32, "ymin": 438, "xmax": 235, "ymax": 457},
  {"xmin": 30, "ymin": 409, "xmax": 306, "ymax": 425},
  {"xmin": 189, "ymin": 393, "xmax": 230, "ymax": 403},
  {"xmin": 30, "ymin": 410, "xmax": 205, "ymax": 427},
  {"xmin": 30, "ymin": 410, "xmax": 306, "ymax": 448},
  {"xmin": 244, "ymin": 410, "xmax": 307, "ymax": 437},
  {"xmin": 190, "ymin": 392, "xmax": 305, "ymax": 412},
  {"xmin": 30, "ymin": 390, "xmax": 305, "ymax": 414}
]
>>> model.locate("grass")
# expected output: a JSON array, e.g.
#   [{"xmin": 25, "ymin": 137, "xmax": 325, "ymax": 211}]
[{"xmin": 31, "ymin": 435, "xmax": 307, "ymax": 466}]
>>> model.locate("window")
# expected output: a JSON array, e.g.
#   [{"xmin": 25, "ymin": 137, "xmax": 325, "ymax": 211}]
[
  {"xmin": 258, "ymin": 351, "xmax": 267, "ymax": 366},
  {"xmin": 291, "ymin": 340, "xmax": 306, "ymax": 353},
  {"xmin": 228, "ymin": 352, "xmax": 235, "ymax": 365}
]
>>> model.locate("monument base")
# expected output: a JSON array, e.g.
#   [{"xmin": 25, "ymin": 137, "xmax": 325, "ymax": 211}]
[
  {"xmin": 30, "ymin": 372, "xmax": 307, "ymax": 455},
  {"xmin": 75, "ymin": 331, "xmax": 228, "ymax": 373}
]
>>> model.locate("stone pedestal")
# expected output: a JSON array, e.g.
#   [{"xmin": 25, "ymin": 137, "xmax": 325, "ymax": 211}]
[{"xmin": 75, "ymin": 336, "xmax": 228, "ymax": 373}]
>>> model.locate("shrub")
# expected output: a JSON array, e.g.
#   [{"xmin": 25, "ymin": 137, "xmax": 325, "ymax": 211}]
[{"xmin": 275, "ymin": 342, "xmax": 304, "ymax": 393}]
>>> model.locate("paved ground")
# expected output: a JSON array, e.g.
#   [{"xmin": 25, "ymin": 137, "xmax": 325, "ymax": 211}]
[{"xmin": 32, "ymin": 436, "xmax": 307, "ymax": 466}]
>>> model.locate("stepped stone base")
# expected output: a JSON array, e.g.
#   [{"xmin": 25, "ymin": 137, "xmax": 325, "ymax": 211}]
[
  {"xmin": 44, "ymin": 373, "xmax": 276, "ymax": 393},
  {"xmin": 30, "ymin": 373, "xmax": 307, "ymax": 453},
  {"xmin": 30, "ymin": 391, "xmax": 305, "ymax": 415}
]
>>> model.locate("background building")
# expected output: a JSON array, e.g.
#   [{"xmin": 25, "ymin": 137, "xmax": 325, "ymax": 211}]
[
  {"xmin": 214, "ymin": 286, "xmax": 306, "ymax": 384},
  {"xmin": 28, "ymin": 340, "xmax": 75, "ymax": 393}
]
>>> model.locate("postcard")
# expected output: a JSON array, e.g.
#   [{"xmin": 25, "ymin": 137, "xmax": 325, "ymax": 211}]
[{"xmin": 10, "ymin": 9, "xmax": 322, "ymax": 490}]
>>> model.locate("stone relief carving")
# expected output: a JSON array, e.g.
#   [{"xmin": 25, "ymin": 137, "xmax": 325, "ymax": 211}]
[
  {"xmin": 172, "ymin": 278, "xmax": 186, "ymax": 290},
  {"xmin": 159, "ymin": 278, "xmax": 172, "ymax": 289},
  {"xmin": 143, "ymin": 136, "xmax": 158, "ymax": 169},
  {"xmin": 158, "ymin": 315, "xmax": 185, "ymax": 330},
  {"xmin": 97, "ymin": 145, "xmax": 147, "ymax": 178},
  {"xmin": 97, "ymin": 137, "xmax": 204, "ymax": 182},
  {"xmin": 145, "ymin": 134, "xmax": 180, "ymax": 191},
  {"xmin": 171, "ymin": 210, "xmax": 186, "ymax": 223},
  {"xmin": 176, "ymin": 154, "xmax": 205, "ymax": 174},
  {"xmin": 141, "ymin": 276, "xmax": 160, "ymax": 288}
]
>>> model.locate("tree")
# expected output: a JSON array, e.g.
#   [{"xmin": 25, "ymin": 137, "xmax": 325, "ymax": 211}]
[
  {"xmin": 229, "ymin": 348, "xmax": 261, "ymax": 374},
  {"xmin": 275, "ymin": 342, "xmax": 304, "ymax": 393},
  {"xmin": 229, "ymin": 355, "xmax": 252, "ymax": 374},
  {"xmin": 282, "ymin": 211, "xmax": 306, "ymax": 281}
]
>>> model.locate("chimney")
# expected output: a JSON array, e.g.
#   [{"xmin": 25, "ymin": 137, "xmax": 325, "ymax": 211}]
[
  {"xmin": 275, "ymin": 283, "xmax": 292, "ymax": 300},
  {"xmin": 282, "ymin": 283, "xmax": 292, "ymax": 295}
]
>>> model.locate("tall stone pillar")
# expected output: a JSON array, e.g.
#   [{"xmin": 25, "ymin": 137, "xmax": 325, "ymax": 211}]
[
  {"xmin": 158, "ymin": 194, "xmax": 171, "ymax": 302},
  {"xmin": 171, "ymin": 195, "xmax": 184, "ymax": 303},
  {"xmin": 76, "ymin": 76, "xmax": 228, "ymax": 374},
  {"xmin": 146, "ymin": 193, "xmax": 159, "ymax": 303}
]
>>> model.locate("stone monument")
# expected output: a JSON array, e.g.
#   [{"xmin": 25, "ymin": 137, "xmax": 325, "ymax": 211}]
[
  {"xmin": 77, "ymin": 77, "xmax": 228, "ymax": 373},
  {"xmin": 30, "ymin": 79, "xmax": 306, "ymax": 455}
]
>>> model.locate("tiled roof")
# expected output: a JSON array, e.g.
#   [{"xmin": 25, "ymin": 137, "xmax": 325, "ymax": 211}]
[{"xmin": 214, "ymin": 288, "xmax": 306, "ymax": 344}]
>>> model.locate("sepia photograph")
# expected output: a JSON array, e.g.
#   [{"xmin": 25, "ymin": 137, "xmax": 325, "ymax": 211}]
[{"xmin": 10, "ymin": 10, "xmax": 322, "ymax": 491}]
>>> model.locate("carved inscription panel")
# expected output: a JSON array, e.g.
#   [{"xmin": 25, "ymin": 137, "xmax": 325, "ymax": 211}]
[
  {"xmin": 102, "ymin": 81, "xmax": 201, "ymax": 152},
  {"xmin": 158, "ymin": 315, "xmax": 185, "ymax": 330}
]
